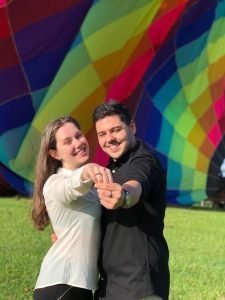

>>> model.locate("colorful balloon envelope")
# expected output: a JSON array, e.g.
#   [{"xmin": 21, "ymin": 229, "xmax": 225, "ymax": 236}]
[{"xmin": 0, "ymin": 0, "xmax": 225, "ymax": 205}]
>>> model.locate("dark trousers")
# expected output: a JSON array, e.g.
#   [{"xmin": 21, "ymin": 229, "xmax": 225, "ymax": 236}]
[{"xmin": 34, "ymin": 284, "xmax": 93, "ymax": 300}]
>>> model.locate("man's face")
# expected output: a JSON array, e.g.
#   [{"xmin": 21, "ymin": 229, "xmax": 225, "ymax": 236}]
[{"xmin": 95, "ymin": 115, "xmax": 136, "ymax": 160}]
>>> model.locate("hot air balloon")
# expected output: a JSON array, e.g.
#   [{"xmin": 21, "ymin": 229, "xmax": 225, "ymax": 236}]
[{"xmin": 1, "ymin": 0, "xmax": 225, "ymax": 206}]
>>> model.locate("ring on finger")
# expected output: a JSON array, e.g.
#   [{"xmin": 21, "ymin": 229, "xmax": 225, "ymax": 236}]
[{"xmin": 106, "ymin": 191, "xmax": 112, "ymax": 197}]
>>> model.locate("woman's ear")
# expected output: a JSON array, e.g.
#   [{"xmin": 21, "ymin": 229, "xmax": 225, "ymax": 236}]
[{"xmin": 49, "ymin": 149, "xmax": 60, "ymax": 160}]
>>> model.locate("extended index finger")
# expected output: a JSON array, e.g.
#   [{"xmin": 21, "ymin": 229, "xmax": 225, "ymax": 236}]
[
  {"xmin": 103, "ymin": 168, "xmax": 113, "ymax": 183},
  {"xmin": 94, "ymin": 182, "xmax": 119, "ymax": 191}
]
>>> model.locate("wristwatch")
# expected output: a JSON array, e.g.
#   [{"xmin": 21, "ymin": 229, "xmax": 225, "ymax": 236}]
[{"xmin": 121, "ymin": 189, "xmax": 132, "ymax": 209}]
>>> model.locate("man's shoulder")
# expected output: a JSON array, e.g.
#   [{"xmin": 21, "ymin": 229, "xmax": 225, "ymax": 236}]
[
  {"xmin": 129, "ymin": 141, "xmax": 165, "ymax": 172},
  {"xmin": 130, "ymin": 140, "xmax": 156, "ymax": 160}
]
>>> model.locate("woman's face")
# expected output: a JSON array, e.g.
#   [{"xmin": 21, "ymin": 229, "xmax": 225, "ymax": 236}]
[{"xmin": 49, "ymin": 122, "xmax": 89, "ymax": 170}]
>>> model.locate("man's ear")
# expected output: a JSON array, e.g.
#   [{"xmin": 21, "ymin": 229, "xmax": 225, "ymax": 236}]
[
  {"xmin": 129, "ymin": 120, "xmax": 136, "ymax": 134},
  {"xmin": 49, "ymin": 149, "xmax": 60, "ymax": 160}
]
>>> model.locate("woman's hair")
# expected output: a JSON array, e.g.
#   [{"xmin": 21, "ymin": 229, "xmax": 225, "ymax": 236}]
[{"xmin": 32, "ymin": 116, "xmax": 80, "ymax": 231}]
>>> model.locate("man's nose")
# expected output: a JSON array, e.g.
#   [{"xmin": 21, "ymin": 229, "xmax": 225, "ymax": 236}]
[{"xmin": 106, "ymin": 132, "xmax": 115, "ymax": 142}]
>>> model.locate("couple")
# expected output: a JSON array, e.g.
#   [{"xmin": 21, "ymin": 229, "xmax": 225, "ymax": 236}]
[{"xmin": 32, "ymin": 101, "xmax": 170, "ymax": 300}]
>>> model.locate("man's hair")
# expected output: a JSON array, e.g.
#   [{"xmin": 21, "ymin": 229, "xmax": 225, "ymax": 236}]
[{"xmin": 93, "ymin": 100, "xmax": 131, "ymax": 126}]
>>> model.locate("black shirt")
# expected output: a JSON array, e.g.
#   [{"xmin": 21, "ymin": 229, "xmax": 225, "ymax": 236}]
[{"xmin": 95, "ymin": 140, "xmax": 170, "ymax": 300}]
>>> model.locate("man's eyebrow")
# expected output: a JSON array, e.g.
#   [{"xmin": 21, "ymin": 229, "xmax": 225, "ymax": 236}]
[
  {"xmin": 109, "ymin": 126, "xmax": 122, "ymax": 131},
  {"xmin": 97, "ymin": 126, "xmax": 122, "ymax": 134},
  {"xmin": 96, "ymin": 130, "xmax": 106, "ymax": 135}
]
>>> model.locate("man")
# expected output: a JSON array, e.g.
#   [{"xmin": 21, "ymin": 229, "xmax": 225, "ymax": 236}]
[{"xmin": 93, "ymin": 101, "xmax": 170, "ymax": 300}]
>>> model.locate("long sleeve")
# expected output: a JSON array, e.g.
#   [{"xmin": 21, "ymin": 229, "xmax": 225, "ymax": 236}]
[{"xmin": 43, "ymin": 167, "xmax": 93, "ymax": 204}]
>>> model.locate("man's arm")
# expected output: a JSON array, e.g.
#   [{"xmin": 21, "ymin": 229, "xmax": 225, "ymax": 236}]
[{"xmin": 94, "ymin": 180, "xmax": 142, "ymax": 209}]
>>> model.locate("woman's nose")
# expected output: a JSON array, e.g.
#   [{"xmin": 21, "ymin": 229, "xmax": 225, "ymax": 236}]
[{"xmin": 72, "ymin": 138, "xmax": 82, "ymax": 147}]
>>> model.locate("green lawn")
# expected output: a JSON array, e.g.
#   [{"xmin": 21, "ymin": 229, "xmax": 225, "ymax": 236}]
[{"xmin": 0, "ymin": 197, "xmax": 224, "ymax": 300}]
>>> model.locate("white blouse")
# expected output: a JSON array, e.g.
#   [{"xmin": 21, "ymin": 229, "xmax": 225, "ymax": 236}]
[{"xmin": 35, "ymin": 167, "xmax": 101, "ymax": 290}]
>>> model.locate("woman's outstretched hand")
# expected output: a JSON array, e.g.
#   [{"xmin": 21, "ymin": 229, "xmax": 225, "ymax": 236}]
[{"xmin": 82, "ymin": 163, "xmax": 113, "ymax": 184}]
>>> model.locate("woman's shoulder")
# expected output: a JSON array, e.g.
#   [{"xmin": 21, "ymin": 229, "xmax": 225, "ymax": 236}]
[{"xmin": 43, "ymin": 172, "xmax": 66, "ymax": 194}]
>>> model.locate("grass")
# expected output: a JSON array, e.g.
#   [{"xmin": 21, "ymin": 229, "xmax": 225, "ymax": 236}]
[
  {"xmin": 165, "ymin": 206, "xmax": 225, "ymax": 299},
  {"xmin": 0, "ymin": 197, "xmax": 225, "ymax": 300},
  {"xmin": 0, "ymin": 197, "xmax": 51, "ymax": 300}
]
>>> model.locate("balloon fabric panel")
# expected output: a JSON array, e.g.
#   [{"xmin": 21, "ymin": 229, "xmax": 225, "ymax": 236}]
[{"xmin": 0, "ymin": 0, "xmax": 225, "ymax": 206}]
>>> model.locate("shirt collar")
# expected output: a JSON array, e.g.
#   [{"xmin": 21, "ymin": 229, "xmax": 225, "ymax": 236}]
[
  {"xmin": 57, "ymin": 167, "xmax": 74, "ymax": 175},
  {"xmin": 108, "ymin": 140, "xmax": 139, "ymax": 171}
]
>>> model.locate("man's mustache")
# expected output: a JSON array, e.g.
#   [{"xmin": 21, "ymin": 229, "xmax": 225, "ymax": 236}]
[{"xmin": 108, "ymin": 140, "xmax": 120, "ymax": 146}]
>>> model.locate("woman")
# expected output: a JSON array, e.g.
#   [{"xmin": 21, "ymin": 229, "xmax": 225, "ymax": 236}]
[{"xmin": 32, "ymin": 116, "xmax": 112, "ymax": 300}]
